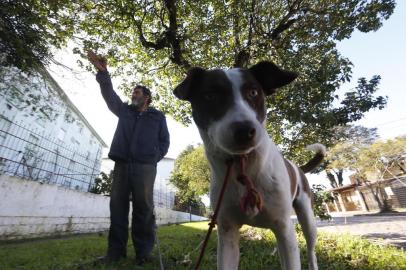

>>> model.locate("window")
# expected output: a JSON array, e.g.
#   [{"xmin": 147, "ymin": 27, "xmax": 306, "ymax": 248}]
[
  {"xmin": 57, "ymin": 128, "xmax": 66, "ymax": 141},
  {"xmin": 1, "ymin": 104, "xmax": 17, "ymax": 122},
  {"xmin": 35, "ymin": 113, "xmax": 47, "ymax": 128},
  {"xmin": 0, "ymin": 117, "xmax": 11, "ymax": 143},
  {"xmin": 68, "ymin": 159, "xmax": 76, "ymax": 174},
  {"xmin": 5, "ymin": 86, "xmax": 25, "ymax": 109},
  {"xmin": 77, "ymin": 123, "xmax": 84, "ymax": 134},
  {"xmin": 35, "ymin": 104, "xmax": 52, "ymax": 127},
  {"xmin": 90, "ymin": 134, "xmax": 95, "ymax": 143},
  {"xmin": 70, "ymin": 137, "xmax": 80, "ymax": 148},
  {"xmin": 63, "ymin": 179, "xmax": 71, "ymax": 188},
  {"xmin": 64, "ymin": 109, "xmax": 75, "ymax": 123}
]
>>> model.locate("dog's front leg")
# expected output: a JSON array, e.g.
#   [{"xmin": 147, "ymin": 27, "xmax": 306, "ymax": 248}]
[
  {"xmin": 217, "ymin": 222, "xmax": 240, "ymax": 270},
  {"xmin": 273, "ymin": 220, "xmax": 301, "ymax": 270}
]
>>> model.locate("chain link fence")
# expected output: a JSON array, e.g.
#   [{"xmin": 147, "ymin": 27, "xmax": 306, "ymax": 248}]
[
  {"xmin": 0, "ymin": 115, "xmax": 102, "ymax": 192},
  {"xmin": 0, "ymin": 115, "xmax": 176, "ymax": 209}
]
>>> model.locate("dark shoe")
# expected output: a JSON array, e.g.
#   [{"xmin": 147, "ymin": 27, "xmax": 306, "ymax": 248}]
[
  {"xmin": 94, "ymin": 254, "xmax": 125, "ymax": 265},
  {"xmin": 135, "ymin": 255, "xmax": 153, "ymax": 265}
]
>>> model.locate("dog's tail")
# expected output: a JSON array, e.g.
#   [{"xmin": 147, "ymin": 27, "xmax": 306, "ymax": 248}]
[{"xmin": 300, "ymin": 143, "xmax": 326, "ymax": 173}]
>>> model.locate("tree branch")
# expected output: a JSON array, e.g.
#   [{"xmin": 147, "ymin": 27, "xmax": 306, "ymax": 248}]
[
  {"xmin": 163, "ymin": 0, "xmax": 191, "ymax": 69},
  {"xmin": 270, "ymin": 18, "xmax": 297, "ymax": 39},
  {"xmin": 130, "ymin": 0, "xmax": 190, "ymax": 70},
  {"xmin": 234, "ymin": 0, "xmax": 256, "ymax": 68},
  {"xmin": 247, "ymin": 0, "xmax": 256, "ymax": 48},
  {"xmin": 134, "ymin": 11, "xmax": 168, "ymax": 50},
  {"xmin": 269, "ymin": 0, "xmax": 302, "ymax": 40},
  {"xmin": 145, "ymin": 59, "xmax": 171, "ymax": 75}
]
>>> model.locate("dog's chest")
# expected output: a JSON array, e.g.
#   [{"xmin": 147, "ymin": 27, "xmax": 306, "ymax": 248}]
[{"xmin": 212, "ymin": 167, "xmax": 290, "ymax": 226}]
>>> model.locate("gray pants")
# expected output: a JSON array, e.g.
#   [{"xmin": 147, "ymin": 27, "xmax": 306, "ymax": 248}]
[{"xmin": 107, "ymin": 161, "xmax": 157, "ymax": 259}]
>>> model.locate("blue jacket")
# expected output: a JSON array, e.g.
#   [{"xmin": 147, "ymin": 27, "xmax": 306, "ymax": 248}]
[{"xmin": 96, "ymin": 70, "xmax": 170, "ymax": 164}]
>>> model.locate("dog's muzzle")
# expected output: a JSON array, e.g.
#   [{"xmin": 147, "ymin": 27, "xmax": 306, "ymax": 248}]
[{"xmin": 231, "ymin": 121, "xmax": 256, "ymax": 146}]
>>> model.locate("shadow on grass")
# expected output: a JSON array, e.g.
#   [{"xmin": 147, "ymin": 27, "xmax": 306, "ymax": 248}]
[
  {"xmin": 0, "ymin": 222, "xmax": 405, "ymax": 270},
  {"xmin": 361, "ymin": 232, "xmax": 406, "ymax": 250}
]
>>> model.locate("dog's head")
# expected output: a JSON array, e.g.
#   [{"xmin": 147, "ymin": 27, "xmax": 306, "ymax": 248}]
[{"xmin": 174, "ymin": 61, "xmax": 298, "ymax": 155}]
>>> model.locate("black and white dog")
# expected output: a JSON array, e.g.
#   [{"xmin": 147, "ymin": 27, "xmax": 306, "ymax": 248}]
[{"xmin": 174, "ymin": 61, "xmax": 324, "ymax": 270}]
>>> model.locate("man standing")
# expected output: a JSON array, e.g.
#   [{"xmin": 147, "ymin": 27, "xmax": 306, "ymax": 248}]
[{"xmin": 87, "ymin": 51, "xmax": 170, "ymax": 264}]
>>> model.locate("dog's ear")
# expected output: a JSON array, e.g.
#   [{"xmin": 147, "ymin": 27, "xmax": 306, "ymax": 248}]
[
  {"xmin": 174, "ymin": 67, "xmax": 206, "ymax": 101},
  {"xmin": 249, "ymin": 61, "xmax": 298, "ymax": 96}
]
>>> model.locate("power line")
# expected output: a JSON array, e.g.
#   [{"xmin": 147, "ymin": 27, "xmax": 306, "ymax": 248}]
[{"xmin": 374, "ymin": 116, "xmax": 406, "ymax": 127}]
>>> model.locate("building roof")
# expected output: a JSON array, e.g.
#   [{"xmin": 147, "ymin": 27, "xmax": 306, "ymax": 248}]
[
  {"xmin": 327, "ymin": 175, "xmax": 406, "ymax": 193},
  {"xmin": 39, "ymin": 67, "xmax": 107, "ymax": 147},
  {"xmin": 327, "ymin": 183, "xmax": 357, "ymax": 192}
]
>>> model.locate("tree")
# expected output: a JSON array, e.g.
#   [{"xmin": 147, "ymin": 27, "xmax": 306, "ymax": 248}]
[
  {"xmin": 89, "ymin": 170, "xmax": 114, "ymax": 195},
  {"xmin": 311, "ymin": 184, "xmax": 335, "ymax": 221},
  {"xmin": 169, "ymin": 145, "xmax": 210, "ymax": 207},
  {"xmin": 356, "ymin": 136, "xmax": 406, "ymax": 182},
  {"xmin": 0, "ymin": 65, "xmax": 73, "ymax": 122},
  {"xmin": 324, "ymin": 125, "xmax": 378, "ymax": 187},
  {"xmin": 357, "ymin": 135, "xmax": 406, "ymax": 179},
  {"xmin": 2, "ymin": 1, "xmax": 394, "ymax": 160},
  {"xmin": 173, "ymin": 196, "xmax": 207, "ymax": 216},
  {"xmin": 0, "ymin": 0, "xmax": 78, "ymax": 71},
  {"xmin": 70, "ymin": 0, "xmax": 393, "ymax": 163},
  {"xmin": 352, "ymin": 135, "xmax": 406, "ymax": 212},
  {"xmin": 1, "ymin": 1, "xmax": 82, "ymax": 121}
]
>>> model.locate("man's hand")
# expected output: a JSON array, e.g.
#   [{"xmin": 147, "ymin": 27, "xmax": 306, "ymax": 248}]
[{"xmin": 87, "ymin": 50, "xmax": 107, "ymax": 71}]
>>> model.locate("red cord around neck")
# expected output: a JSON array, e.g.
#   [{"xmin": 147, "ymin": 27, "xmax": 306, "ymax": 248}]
[
  {"xmin": 237, "ymin": 155, "xmax": 263, "ymax": 213},
  {"xmin": 194, "ymin": 156, "xmax": 263, "ymax": 270}
]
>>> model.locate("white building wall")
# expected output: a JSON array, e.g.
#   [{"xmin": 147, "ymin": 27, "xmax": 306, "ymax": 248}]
[
  {"xmin": 0, "ymin": 65, "xmax": 106, "ymax": 191},
  {"xmin": 0, "ymin": 175, "xmax": 206, "ymax": 240}
]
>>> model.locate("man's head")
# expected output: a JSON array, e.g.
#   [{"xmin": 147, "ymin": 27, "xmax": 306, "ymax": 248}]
[{"xmin": 131, "ymin": 85, "xmax": 152, "ymax": 110}]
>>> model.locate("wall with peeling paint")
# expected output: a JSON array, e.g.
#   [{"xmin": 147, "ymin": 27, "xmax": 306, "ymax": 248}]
[{"xmin": 0, "ymin": 175, "xmax": 206, "ymax": 240}]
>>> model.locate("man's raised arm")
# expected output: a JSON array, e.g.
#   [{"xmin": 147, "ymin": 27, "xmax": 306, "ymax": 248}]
[{"xmin": 87, "ymin": 50, "xmax": 122, "ymax": 116}]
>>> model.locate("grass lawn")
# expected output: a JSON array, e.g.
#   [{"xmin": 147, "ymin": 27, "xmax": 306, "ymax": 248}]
[{"xmin": 0, "ymin": 221, "xmax": 405, "ymax": 269}]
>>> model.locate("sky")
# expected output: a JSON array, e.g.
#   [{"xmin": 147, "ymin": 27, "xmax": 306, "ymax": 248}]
[
  {"xmin": 48, "ymin": 2, "xmax": 406, "ymax": 186},
  {"xmin": 336, "ymin": 1, "xmax": 406, "ymax": 139}
]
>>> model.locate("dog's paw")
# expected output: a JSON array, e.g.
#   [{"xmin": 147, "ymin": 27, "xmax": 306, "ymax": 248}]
[{"xmin": 244, "ymin": 206, "xmax": 259, "ymax": 218}]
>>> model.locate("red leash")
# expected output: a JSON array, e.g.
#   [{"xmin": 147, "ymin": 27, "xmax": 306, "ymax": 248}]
[
  {"xmin": 194, "ymin": 159, "xmax": 233, "ymax": 270},
  {"xmin": 194, "ymin": 156, "xmax": 263, "ymax": 270}
]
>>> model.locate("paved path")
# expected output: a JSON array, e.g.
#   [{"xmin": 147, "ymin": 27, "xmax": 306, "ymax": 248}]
[{"xmin": 316, "ymin": 211, "xmax": 406, "ymax": 250}]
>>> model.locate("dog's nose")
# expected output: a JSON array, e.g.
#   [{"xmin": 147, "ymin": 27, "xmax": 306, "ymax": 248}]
[{"xmin": 232, "ymin": 121, "xmax": 256, "ymax": 144}]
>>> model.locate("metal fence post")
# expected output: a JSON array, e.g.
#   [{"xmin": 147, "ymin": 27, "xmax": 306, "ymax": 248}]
[{"xmin": 88, "ymin": 147, "xmax": 101, "ymax": 192}]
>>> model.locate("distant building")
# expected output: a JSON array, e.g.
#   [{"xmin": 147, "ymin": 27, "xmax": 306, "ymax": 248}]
[
  {"xmin": 0, "ymin": 64, "xmax": 107, "ymax": 191},
  {"xmin": 325, "ymin": 174, "xmax": 406, "ymax": 213}
]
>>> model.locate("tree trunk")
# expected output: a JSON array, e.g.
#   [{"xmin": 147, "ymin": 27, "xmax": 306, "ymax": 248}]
[
  {"xmin": 366, "ymin": 183, "xmax": 383, "ymax": 210},
  {"xmin": 326, "ymin": 171, "xmax": 338, "ymax": 188},
  {"xmin": 335, "ymin": 169, "xmax": 344, "ymax": 186},
  {"xmin": 357, "ymin": 189, "xmax": 370, "ymax": 211}
]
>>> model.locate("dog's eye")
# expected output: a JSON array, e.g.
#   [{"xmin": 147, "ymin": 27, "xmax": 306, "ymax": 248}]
[{"xmin": 248, "ymin": 89, "xmax": 258, "ymax": 98}]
